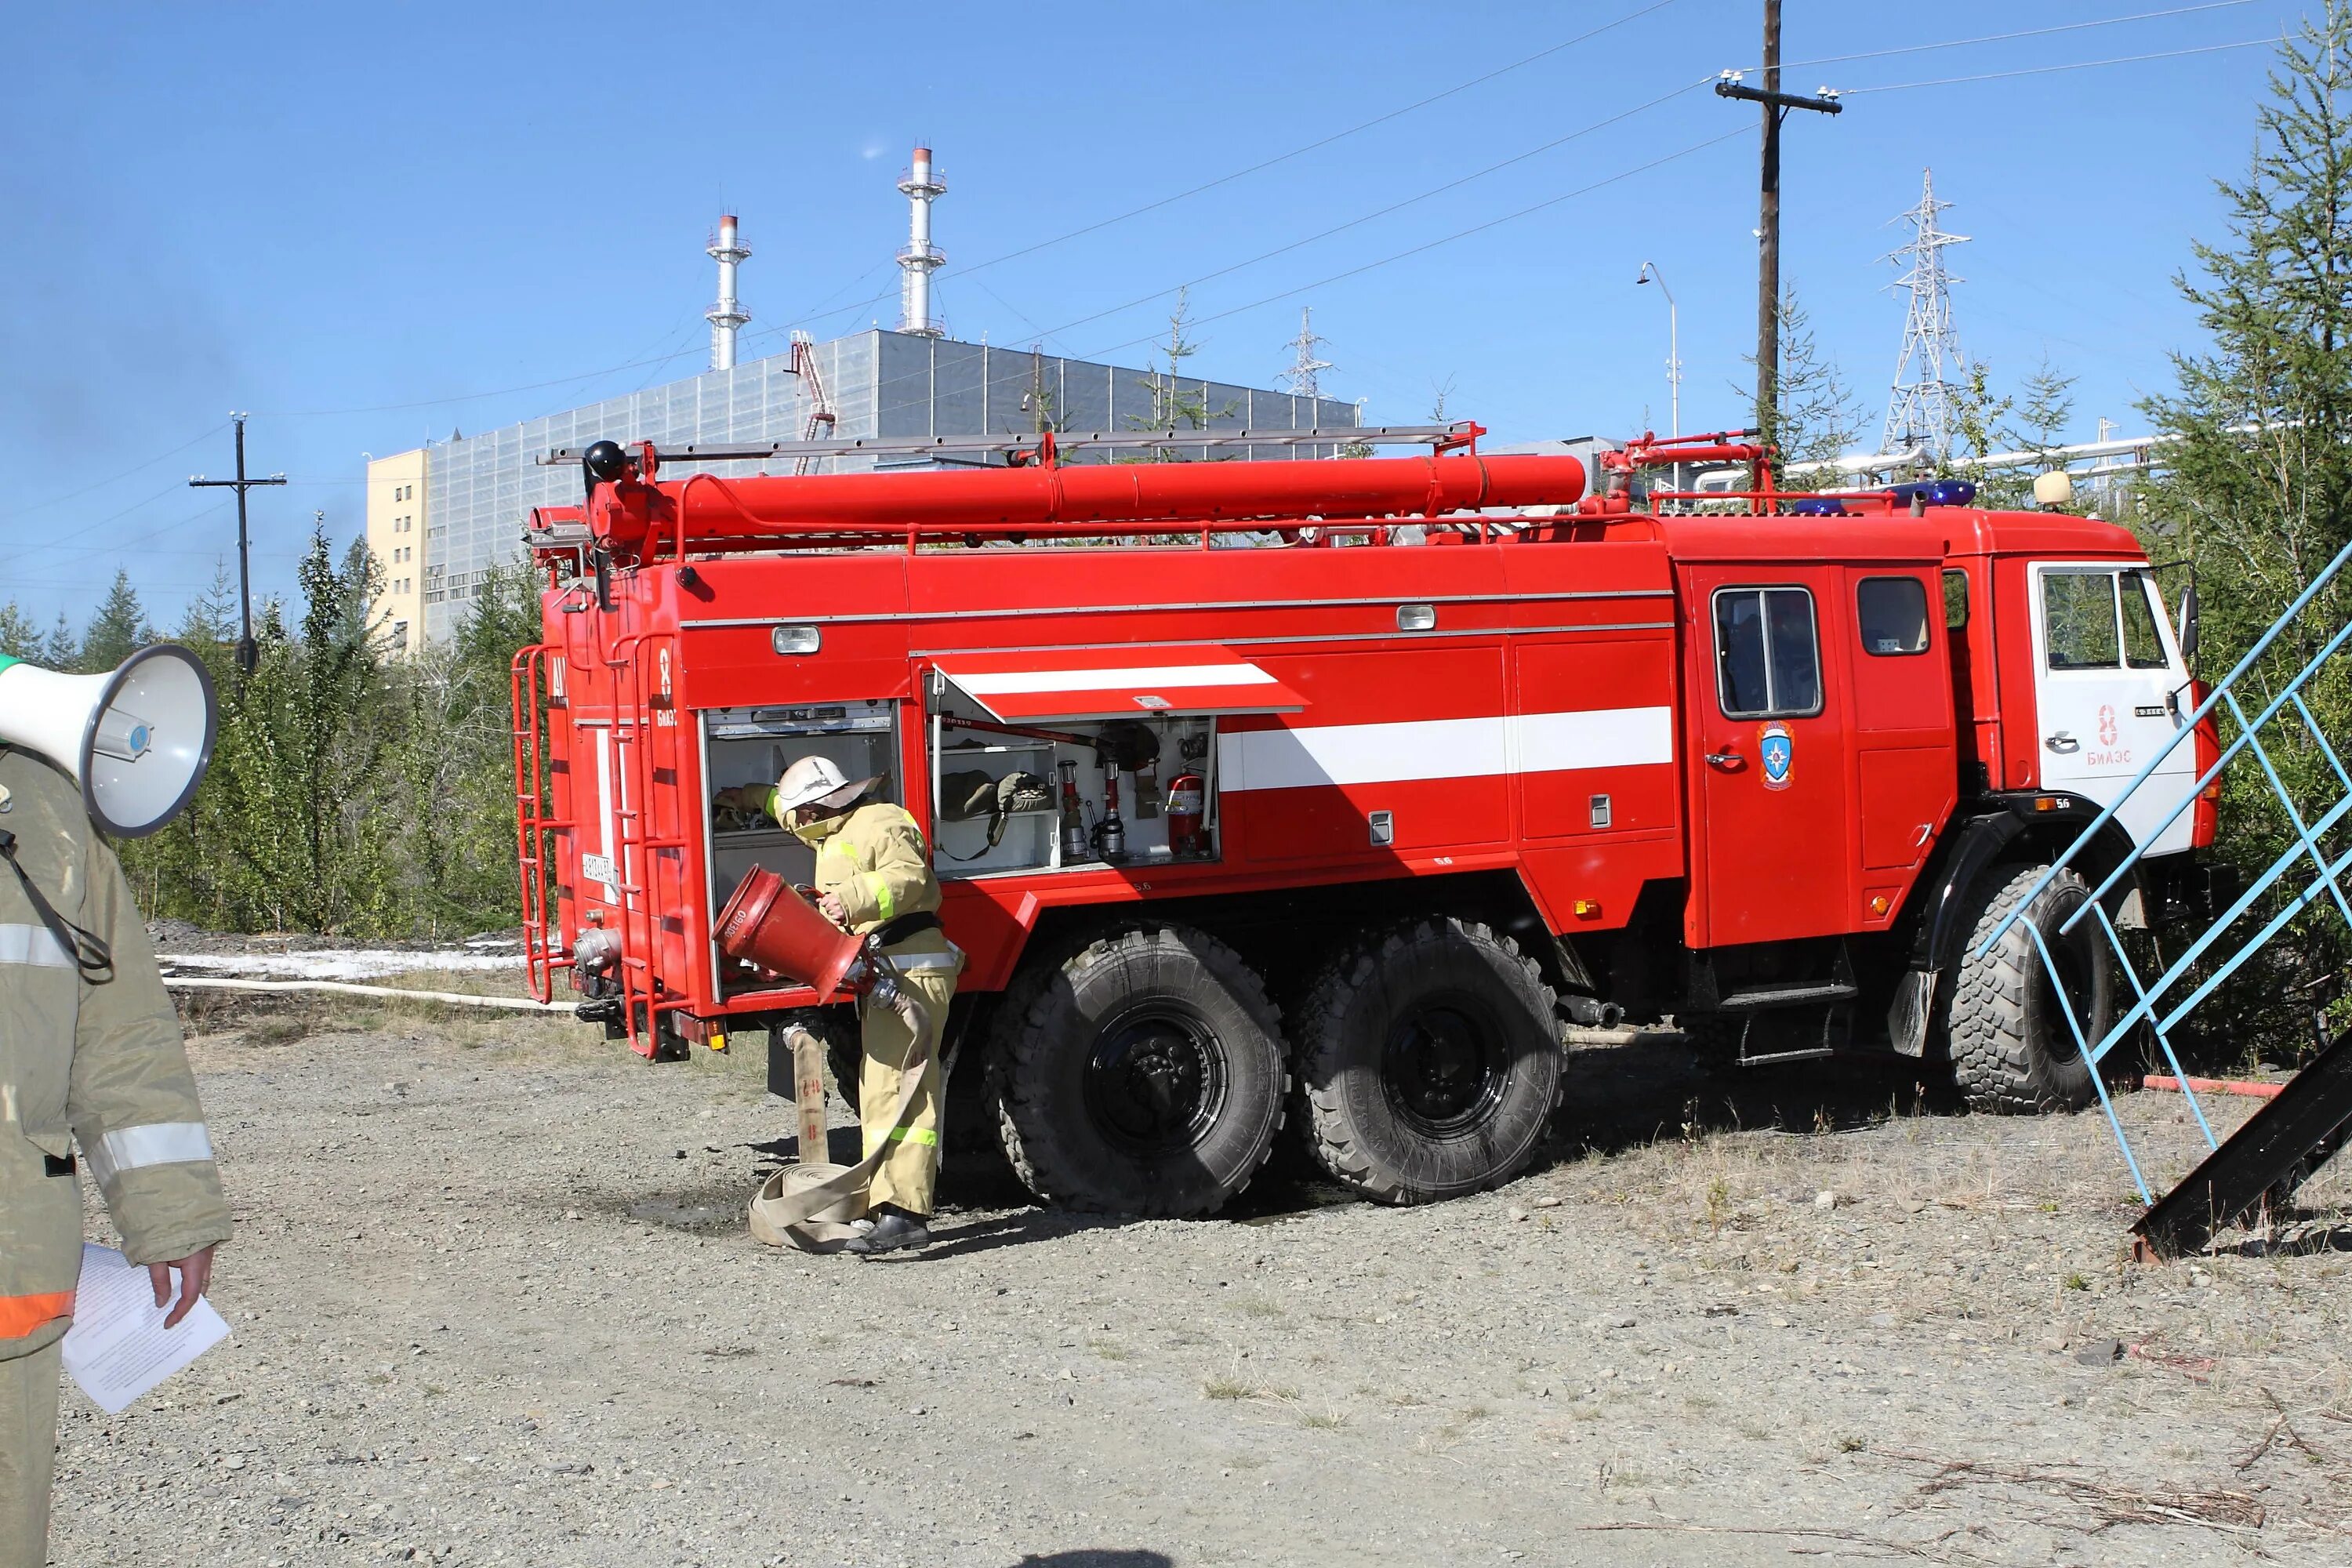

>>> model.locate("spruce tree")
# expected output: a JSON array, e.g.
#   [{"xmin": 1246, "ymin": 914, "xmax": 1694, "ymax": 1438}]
[
  {"xmin": 79, "ymin": 569, "xmax": 152, "ymax": 672},
  {"xmin": 40, "ymin": 612, "xmax": 77, "ymax": 669},
  {"xmin": 0, "ymin": 601, "xmax": 39, "ymax": 660},
  {"xmin": 2140, "ymin": 0, "xmax": 2352, "ymax": 1059}
]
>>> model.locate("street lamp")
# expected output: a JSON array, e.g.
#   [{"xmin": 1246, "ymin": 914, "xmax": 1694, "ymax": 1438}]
[{"xmin": 1634, "ymin": 261, "xmax": 1679, "ymax": 437}]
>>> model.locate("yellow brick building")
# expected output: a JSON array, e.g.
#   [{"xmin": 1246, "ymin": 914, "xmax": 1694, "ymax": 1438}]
[{"xmin": 365, "ymin": 449, "xmax": 428, "ymax": 655}]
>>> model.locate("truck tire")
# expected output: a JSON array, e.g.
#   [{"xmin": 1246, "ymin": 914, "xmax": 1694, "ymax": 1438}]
[
  {"xmin": 990, "ymin": 924, "xmax": 1287, "ymax": 1217},
  {"xmin": 1294, "ymin": 918, "xmax": 1562, "ymax": 1204},
  {"xmin": 1947, "ymin": 863, "xmax": 2111, "ymax": 1115}
]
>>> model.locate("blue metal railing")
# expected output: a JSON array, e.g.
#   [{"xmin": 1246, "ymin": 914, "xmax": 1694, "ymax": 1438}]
[{"xmin": 1973, "ymin": 535, "xmax": 2352, "ymax": 1203}]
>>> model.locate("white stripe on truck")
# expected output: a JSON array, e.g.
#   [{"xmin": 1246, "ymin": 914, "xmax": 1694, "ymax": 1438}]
[{"xmin": 1219, "ymin": 707, "xmax": 1674, "ymax": 792}]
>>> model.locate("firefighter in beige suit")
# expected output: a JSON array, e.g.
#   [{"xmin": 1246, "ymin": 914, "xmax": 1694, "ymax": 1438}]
[
  {"xmin": 1, "ymin": 747, "xmax": 231, "ymax": 1566},
  {"xmin": 720, "ymin": 756, "xmax": 960, "ymax": 1254}
]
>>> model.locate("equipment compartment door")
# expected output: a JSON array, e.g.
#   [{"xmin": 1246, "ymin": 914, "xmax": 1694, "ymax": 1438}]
[{"xmin": 1683, "ymin": 565, "xmax": 1852, "ymax": 946}]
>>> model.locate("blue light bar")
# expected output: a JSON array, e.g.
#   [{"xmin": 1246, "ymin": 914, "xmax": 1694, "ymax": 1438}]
[
  {"xmin": 1886, "ymin": 478, "xmax": 1978, "ymax": 508},
  {"xmin": 1788, "ymin": 497, "xmax": 1847, "ymax": 516}
]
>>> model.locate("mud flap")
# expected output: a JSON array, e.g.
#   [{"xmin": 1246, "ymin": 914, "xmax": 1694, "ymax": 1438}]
[{"xmin": 1887, "ymin": 967, "xmax": 1936, "ymax": 1059}]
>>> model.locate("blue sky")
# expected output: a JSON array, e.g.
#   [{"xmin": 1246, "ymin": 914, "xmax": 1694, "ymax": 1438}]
[{"xmin": 0, "ymin": 0, "xmax": 2307, "ymax": 636}]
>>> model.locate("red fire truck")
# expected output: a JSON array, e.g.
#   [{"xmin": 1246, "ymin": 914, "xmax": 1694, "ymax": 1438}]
[{"xmin": 511, "ymin": 423, "xmax": 2220, "ymax": 1216}]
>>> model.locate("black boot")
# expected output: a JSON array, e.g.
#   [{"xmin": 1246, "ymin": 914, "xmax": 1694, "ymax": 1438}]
[{"xmin": 845, "ymin": 1205, "xmax": 931, "ymax": 1255}]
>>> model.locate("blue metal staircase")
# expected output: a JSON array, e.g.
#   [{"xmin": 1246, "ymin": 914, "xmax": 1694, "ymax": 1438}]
[{"xmin": 1976, "ymin": 537, "xmax": 2352, "ymax": 1257}]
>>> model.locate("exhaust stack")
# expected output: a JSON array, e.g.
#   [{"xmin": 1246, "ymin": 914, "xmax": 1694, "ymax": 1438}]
[{"xmin": 706, "ymin": 213, "xmax": 751, "ymax": 371}]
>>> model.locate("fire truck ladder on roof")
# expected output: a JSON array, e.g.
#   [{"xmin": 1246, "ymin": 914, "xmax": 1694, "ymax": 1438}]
[
  {"xmin": 537, "ymin": 422, "xmax": 1481, "ymax": 470},
  {"xmin": 1974, "ymin": 536, "xmax": 2352, "ymax": 1258}
]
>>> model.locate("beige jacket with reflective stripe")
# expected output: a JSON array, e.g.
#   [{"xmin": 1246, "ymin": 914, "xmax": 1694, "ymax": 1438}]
[
  {"xmin": 804, "ymin": 801, "xmax": 943, "ymax": 936},
  {"xmin": 1, "ymin": 748, "xmax": 231, "ymax": 1362}
]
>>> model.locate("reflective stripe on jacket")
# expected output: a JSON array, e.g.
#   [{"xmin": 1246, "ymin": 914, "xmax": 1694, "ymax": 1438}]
[{"xmin": 1, "ymin": 748, "xmax": 232, "ymax": 1362}]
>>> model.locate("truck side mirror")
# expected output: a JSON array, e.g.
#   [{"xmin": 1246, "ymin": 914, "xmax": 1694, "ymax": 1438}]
[{"xmin": 2178, "ymin": 585, "xmax": 2201, "ymax": 666}]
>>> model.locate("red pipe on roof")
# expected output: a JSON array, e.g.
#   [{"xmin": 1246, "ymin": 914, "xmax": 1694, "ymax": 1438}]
[{"xmin": 587, "ymin": 451, "xmax": 1589, "ymax": 557}]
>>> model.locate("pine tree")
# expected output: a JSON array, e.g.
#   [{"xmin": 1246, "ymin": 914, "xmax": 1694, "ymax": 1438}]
[
  {"xmin": 40, "ymin": 612, "xmax": 77, "ymax": 670},
  {"xmin": 177, "ymin": 561, "xmax": 238, "ymax": 648},
  {"xmin": 1748, "ymin": 286, "xmax": 1867, "ymax": 492},
  {"xmin": 80, "ymin": 569, "xmax": 153, "ymax": 673},
  {"xmin": 2139, "ymin": 0, "xmax": 2352, "ymax": 1058},
  {"xmin": 1128, "ymin": 289, "xmax": 1236, "ymax": 445},
  {"xmin": 0, "ymin": 601, "xmax": 39, "ymax": 660}
]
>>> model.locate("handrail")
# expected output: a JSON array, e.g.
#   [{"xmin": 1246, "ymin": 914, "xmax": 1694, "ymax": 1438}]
[
  {"xmin": 1973, "ymin": 534, "xmax": 2352, "ymax": 958},
  {"xmin": 1955, "ymin": 532, "xmax": 2352, "ymax": 1216}
]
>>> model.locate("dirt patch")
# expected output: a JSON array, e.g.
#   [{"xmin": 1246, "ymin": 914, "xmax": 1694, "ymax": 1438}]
[{"xmin": 49, "ymin": 1014, "xmax": 2352, "ymax": 1566}]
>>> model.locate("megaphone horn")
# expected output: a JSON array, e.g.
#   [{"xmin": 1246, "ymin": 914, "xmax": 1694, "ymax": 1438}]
[{"xmin": 0, "ymin": 644, "xmax": 219, "ymax": 837}]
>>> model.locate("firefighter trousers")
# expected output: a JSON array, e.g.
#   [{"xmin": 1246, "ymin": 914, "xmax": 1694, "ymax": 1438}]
[
  {"xmin": 858, "ymin": 947, "xmax": 960, "ymax": 1218},
  {"xmin": 1, "ymin": 1339, "xmax": 61, "ymax": 1568}
]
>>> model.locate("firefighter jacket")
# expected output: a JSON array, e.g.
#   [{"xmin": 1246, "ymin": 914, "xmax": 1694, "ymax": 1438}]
[
  {"xmin": 781, "ymin": 799, "xmax": 944, "ymax": 937},
  {"xmin": 1, "ymin": 748, "xmax": 231, "ymax": 1364}
]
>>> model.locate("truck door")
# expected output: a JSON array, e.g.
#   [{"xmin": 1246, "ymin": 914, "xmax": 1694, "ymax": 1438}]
[
  {"xmin": 1683, "ymin": 566, "xmax": 1850, "ymax": 946},
  {"xmin": 1845, "ymin": 568, "xmax": 1957, "ymax": 927},
  {"xmin": 2030, "ymin": 564, "xmax": 2198, "ymax": 856}
]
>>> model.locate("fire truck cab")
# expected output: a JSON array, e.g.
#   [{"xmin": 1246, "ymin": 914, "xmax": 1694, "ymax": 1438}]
[{"xmin": 514, "ymin": 426, "xmax": 2217, "ymax": 1215}]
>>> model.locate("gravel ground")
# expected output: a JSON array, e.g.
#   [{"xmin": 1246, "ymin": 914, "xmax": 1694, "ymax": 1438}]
[{"xmin": 46, "ymin": 985, "xmax": 2352, "ymax": 1568}]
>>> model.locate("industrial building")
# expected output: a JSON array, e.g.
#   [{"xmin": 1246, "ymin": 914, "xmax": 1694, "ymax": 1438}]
[{"xmin": 367, "ymin": 149, "xmax": 1359, "ymax": 652}]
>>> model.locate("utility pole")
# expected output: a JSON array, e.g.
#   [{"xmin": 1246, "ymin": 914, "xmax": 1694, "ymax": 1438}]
[
  {"xmin": 189, "ymin": 412, "xmax": 285, "ymax": 675},
  {"xmin": 1634, "ymin": 261, "xmax": 1679, "ymax": 437},
  {"xmin": 1716, "ymin": 1, "xmax": 1841, "ymax": 456}
]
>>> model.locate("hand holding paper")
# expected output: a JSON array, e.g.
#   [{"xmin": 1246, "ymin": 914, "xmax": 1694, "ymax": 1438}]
[
  {"xmin": 60, "ymin": 1244, "xmax": 230, "ymax": 1415},
  {"xmin": 147, "ymin": 1244, "xmax": 215, "ymax": 1329}
]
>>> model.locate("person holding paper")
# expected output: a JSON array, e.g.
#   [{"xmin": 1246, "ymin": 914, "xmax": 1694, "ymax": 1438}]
[{"xmin": 2, "ymin": 744, "xmax": 232, "ymax": 1568}]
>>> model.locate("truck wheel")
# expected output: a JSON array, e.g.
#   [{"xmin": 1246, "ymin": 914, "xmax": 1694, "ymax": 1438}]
[
  {"xmin": 990, "ymin": 925, "xmax": 1287, "ymax": 1217},
  {"xmin": 1947, "ymin": 864, "xmax": 2111, "ymax": 1115},
  {"xmin": 1294, "ymin": 918, "xmax": 1562, "ymax": 1204}
]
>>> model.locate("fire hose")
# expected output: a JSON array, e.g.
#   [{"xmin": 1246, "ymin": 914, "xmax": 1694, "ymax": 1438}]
[
  {"xmin": 746, "ymin": 973, "xmax": 935, "ymax": 1253},
  {"xmin": 715, "ymin": 864, "xmax": 951, "ymax": 1254}
]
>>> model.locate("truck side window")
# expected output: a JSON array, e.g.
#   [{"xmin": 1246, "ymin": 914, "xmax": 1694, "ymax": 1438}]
[
  {"xmin": 1714, "ymin": 586, "xmax": 1820, "ymax": 718},
  {"xmin": 1942, "ymin": 568, "xmax": 1969, "ymax": 629},
  {"xmin": 2121, "ymin": 570, "xmax": 2169, "ymax": 669},
  {"xmin": 2042, "ymin": 570, "xmax": 2120, "ymax": 670},
  {"xmin": 1857, "ymin": 576, "xmax": 1930, "ymax": 656}
]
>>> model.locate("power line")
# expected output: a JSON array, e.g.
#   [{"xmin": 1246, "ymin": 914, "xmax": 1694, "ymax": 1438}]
[
  {"xmin": 1080, "ymin": 128, "xmax": 1748, "ymax": 362},
  {"xmin": 247, "ymin": 7, "xmax": 1680, "ymax": 420},
  {"xmin": 1031, "ymin": 77, "xmax": 1710, "ymax": 344},
  {"xmin": 14, "ymin": 420, "xmax": 229, "ymax": 517},
  {"xmin": 2, "ymin": 481, "xmax": 194, "ymax": 564},
  {"xmin": 955, "ymin": 0, "xmax": 1681, "ymax": 281},
  {"xmin": 243, "ymin": 10, "xmax": 2270, "ymax": 428},
  {"xmin": 1844, "ymin": 35, "xmax": 2274, "ymax": 93},
  {"xmin": 1744, "ymin": 1, "xmax": 2260, "ymax": 74},
  {"xmin": 5, "ymin": 499, "xmax": 234, "ymax": 575}
]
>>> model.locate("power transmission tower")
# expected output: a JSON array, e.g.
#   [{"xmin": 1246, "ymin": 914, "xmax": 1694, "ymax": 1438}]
[
  {"xmin": 1281, "ymin": 307, "xmax": 1333, "ymax": 402},
  {"xmin": 1715, "ymin": 0, "xmax": 1842, "ymax": 453},
  {"xmin": 1880, "ymin": 169, "xmax": 1971, "ymax": 459},
  {"xmin": 188, "ymin": 412, "xmax": 285, "ymax": 675}
]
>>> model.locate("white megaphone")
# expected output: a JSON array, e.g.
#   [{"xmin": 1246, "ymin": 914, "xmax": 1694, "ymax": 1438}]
[{"xmin": 0, "ymin": 644, "xmax": 218, "ymax": 837}]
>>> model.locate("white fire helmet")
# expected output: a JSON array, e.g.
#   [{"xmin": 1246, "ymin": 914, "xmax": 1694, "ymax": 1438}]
[{"xmin": 775, "ymin": 755, "xmax": 878, "ymax": 815}]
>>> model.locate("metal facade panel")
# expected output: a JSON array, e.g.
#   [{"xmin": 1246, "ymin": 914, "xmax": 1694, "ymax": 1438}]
[{"xmin": 418, "ymin": 330, "xmax": 1362, "ymax": 640}]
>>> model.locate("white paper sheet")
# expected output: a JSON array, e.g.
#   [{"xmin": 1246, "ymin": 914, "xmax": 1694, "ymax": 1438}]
[{"xmin": 59, "ymin": 1244, "xmax": 230, "ymax": 1414}]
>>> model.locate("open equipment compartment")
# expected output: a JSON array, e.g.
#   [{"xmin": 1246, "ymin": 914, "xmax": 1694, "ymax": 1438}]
[
  {"xmin": 702, "ymin": 698, "xmax": 899, "ymax": 995},
  {"xmin": 925, "ymin": 645, "xmax": 1306, "ymax": 878}
]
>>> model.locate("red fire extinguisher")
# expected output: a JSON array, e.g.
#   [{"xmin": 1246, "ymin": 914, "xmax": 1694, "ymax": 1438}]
[{"xmin": 1166, "ymin": 771, "xmax": 1206, "ymax": 857}]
